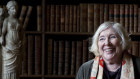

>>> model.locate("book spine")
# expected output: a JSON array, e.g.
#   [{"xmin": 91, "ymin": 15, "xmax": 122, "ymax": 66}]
[
  {"xmin": 65, "ymin": 5, "xmax": 70, "ymax": 32},
  {"xmin": 46, "ymin": 5, "xmax": 50, "ymax": 32},
  {"xmin": 129, "ymin": 4, "xmax": 134, "ymax": 33},
  {"xmin": 35, "ymin": 35, "xmax": 42, "ymax": 74},
  {"xmin": 94, "ymin": 4, "xmax": 100, "ymax": 32},
  {"xmin": 37, "ymin": 5, "xmax": 42, "ymax": 32},
  {"xmin": 60, "ymin": 5, "xmax": 65, "ymax": 32},
  {"xmin": 76, "ymin": 40, "xmax": 83, "ymax": 73},
  {"xmin": 80, "ymin": 4, "xmax": 88, "ymax": 32},
  {"xmin": 77, "ymin": 5, "xmax": 80, "ymax": 32},
  {"xmin": 134, "ymin": 4, "xmax": 138, "ymax": 33},
  {"xmin": 50, "ymin": 5, "xmax": 55, "ymax": 32},
  {"xmin": 55, "ymin": 5, "xmax": 61, "ymax": 32},
  {"xmin": 47, "ymin": 38, "xmax": 53, "ymax": 75},
  {"xmin": 53, "ymin": 40, "xmax": 59, "ymax": 75},
  {"xmin": 120, "ymin": 4, "xmax": 125, "ymax": 27},
  {"xmin": 19, "ymin": 5, "xmax": 27, "ymax": 25},
  {"xmin": 58, "ymin": 40, "xmax": 65, "ymax": 75},
  {"xmin": 71, "ymin": 41, "xmax": 76, "ymax": 75},
  {"xmin": 109, "ymin": 4, "xmax": 114, "ymax": 21},
  {"xmin": 69, "ymin": 5, "xmax": 73, "ymax": 32},
  {"xmin": 22, "ymin": 35, "xmax": 28, "ymax": 75},
  {"xmin": 87, "ymin": 4, "xmax": 94, "ymax": 32},
  {"xmin": 28, "ymin": 35, "xmax": 35, "ymax": 75},
  {"xmin": 114, "ymin": 4, "xmax": 120, "ymax": 23},
  {"xmin": 83, "ymin": 39, "xmax": 88, "ymax": 63},
  {"xmin": 104, "ymin": 4, "xmax": 109, "ymax": 21},
  {"xmin": 73, "ymin": 5, "xmax": 77, "ymax": 32},
  {"xmin": 23, "ymin": 6, "xmax": 33, "ymax": 29},
  {"xmin": 125, "ymin": 4, "xmax": 129, "ymax": 33},
  {"xmin": 64, "ymin": 41, "xmax": 71, "ymax": 75},
  {"xmin": 100, "ymin": 4, "xmax": 104, "ymax": 24}
]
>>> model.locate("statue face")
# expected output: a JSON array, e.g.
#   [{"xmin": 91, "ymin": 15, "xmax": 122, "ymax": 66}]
[{"xmin": 8, "ymin": 6, "xmax": 17, "ymax": 16}]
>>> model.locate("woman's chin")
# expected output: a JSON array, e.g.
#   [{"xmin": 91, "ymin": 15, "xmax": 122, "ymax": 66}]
[{"xmin": 103, "ymin": 53, "xmax": 114, "ymax": 61}]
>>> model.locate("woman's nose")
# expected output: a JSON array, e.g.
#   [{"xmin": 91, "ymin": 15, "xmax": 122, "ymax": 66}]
[{"xmin": 104, "ymin": 38, "xmax": 110, "ymax": 45}]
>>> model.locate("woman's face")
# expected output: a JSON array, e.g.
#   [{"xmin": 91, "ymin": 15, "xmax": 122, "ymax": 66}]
[
  {"xmin": 8, "ymin": 6, "xmax": 17, "ymax": 16},
  {"xmin": 98, "ymin": 27, "xmax": 122, "ymax": 62}
]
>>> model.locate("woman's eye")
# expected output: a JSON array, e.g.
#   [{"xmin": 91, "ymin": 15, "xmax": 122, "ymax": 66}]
[
  {"xmin": 110, "ymin": 35, "xmax": 116, "ymax": 39},
  {"xmin": 99, "ymin": 38, "xmax": 105, "ymax": 41}
]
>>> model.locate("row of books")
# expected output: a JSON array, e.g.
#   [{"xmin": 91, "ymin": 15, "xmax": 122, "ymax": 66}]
[
  {"xmin": 45, "ymin": 3, "xmax": 140, "ymax": 33},
  {"xmin": 47, "ymin": 38, "xmax": 94, "ymax": 75},
  {"xmin": 130, "ymin": 41, "xmax": 140, "ymax": 57},
  {"xmin": 22, "ymin": 34, "xmax": 42, "ymax": 75}
]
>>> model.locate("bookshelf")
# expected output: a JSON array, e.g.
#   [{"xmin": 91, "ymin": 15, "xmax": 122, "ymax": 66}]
[{"xmin": 1, "ymin": 0, "xmax": 140, "ymax": 79}]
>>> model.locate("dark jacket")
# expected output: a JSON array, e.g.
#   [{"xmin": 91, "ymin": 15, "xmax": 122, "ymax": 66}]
[{"xmin": 76, "ymin": 55, "xmax": 140, "ymax": 79}]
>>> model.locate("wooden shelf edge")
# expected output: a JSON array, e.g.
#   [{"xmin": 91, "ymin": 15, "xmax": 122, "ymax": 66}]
[
  {"xmin": 20, "ymin": 75, "xmax": 42, "ymax": 77},
  {"xmin": 45, "ymin": 75, "xmax": 75, "ymax": 78}
]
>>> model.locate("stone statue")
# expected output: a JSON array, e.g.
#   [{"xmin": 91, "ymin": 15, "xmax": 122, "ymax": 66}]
[
  {"xmin": 0, "ymin": 8, "xmax": 4, "ymax": 36},
  {"xmin": 1, "ymin": 1, "xmax": 24, "ymax": 79}
]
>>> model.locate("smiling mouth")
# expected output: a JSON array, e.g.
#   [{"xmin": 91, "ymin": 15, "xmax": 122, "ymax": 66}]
[{"xmin": 104, "ymin": 48, "xmax": 114, "ymax": 53}]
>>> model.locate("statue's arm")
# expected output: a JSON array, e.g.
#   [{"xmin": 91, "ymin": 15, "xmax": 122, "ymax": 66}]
[{"xmin": 1, "ymin": 19, "xmax": 7, "ymax": 45}]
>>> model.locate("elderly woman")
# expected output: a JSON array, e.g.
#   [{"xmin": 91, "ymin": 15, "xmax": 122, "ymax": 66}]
[
  {"xmin": 76, "ymin": 21, "xmax": 140, "ymax": 79},
  {"xmin": 1, "ymin": 1, "xmax": 23, "ymax": 79}
]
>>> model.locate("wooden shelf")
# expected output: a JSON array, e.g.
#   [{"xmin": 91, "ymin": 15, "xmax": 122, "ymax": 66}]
[
  {"xmin": 20, "ymin": 75, "xmax": 42, "ymax": 78},
  {"xmin": 45, "ymin": 75, "xmax": 75, "ymax": 78}
]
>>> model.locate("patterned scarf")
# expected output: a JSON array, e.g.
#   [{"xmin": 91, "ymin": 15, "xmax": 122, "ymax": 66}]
[{"xmin": 90, "ymin": 53, "xmax": 134, "ymax": 79}]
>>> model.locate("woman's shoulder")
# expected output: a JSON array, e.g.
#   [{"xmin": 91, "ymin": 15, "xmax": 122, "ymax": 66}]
[{"xmin": 81, "ymin": 59, "xmax": 94, "ymax": 68}]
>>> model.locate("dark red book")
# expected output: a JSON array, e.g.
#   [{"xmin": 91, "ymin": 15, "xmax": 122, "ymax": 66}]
[
  {"xmin": 114, "ymin": 4, "xmax": 120, "ymax": 23},
  {"xmin": 94, "ymin": 4, "xmax": 100, "ymax": 32},
  {"xmin": 104, "ymin": 4, "xmax": 109, "ymax": 21},
  {"xmin": 37, "ymin": 5, "xmax": 42, "ymax": 32},
  {"xmin": 125, "ymin": 4, "xmax": 129, "ymax": 33},
  {"xmin": 120, "ymin": 4, "xmax": 125, "ymax": 27},
  {"xmin": 55, "ymin": 5, "xmax": 61, "ymax": 32},
  {"xmin": 134, "ymin": 4, "xmax": 138, "ymax": 33},
  {"xmin": 65, "ymin": 5, "xmax": 70, "ymax": 32},
  {"xmin": 60, "ymin": 5, "xmax": 65, "ymax": 32},
  {"xmin": 50, "ymin": 5, "xmax": 55, "ymax": 32}
]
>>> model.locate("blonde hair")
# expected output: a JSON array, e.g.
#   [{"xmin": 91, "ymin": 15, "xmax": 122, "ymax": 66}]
[{"xmin": 89, "ymin": 21, "xmax": 131, "ymax": 56}]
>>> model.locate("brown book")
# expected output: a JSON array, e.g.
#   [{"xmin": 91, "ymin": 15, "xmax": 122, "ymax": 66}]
[
  {"xmin": 58, "ymin": 40, "xmax": 65, "ymax": 75},
  {"xmin": 77, "ymin": 5, "xmax": 80, "ymax": 32},
  {"xmin": 94, "ymin": 4, "xmax": 100, "ymax": 32},
  {"xmin": 55, "ymin": 5, "xmax": 61, "ymax": 32},
  {"xmin": 71, "ymin": 41, "xmax": 76, "ymax": 75},
  {"xmin": 47, "ymin": 38, "xmax": 53, "ymax": 75},
  {"xmin": 114, "ymin": 4, "xmax": 120, "ymax": 22},
  {"xmin": 109, "ymin": 4, "xmax": 114, "ymax": 21},
  {"xmin": 80, "ymin": 4, "xmax": 88, "ymax": 32},
  {"xmin": 69, "ymin": 5, "xmax": 73, "ymax": 32},
  {"xmin": 64, "ymin": 41, "xmax": 71, "ymax": 75},
  {"xmin": 138, "ymin": 8, "xmax": 140, "ymax": 32},
  {"xmin": 73, "ymin": 5, "xmax": 77, "ymax": 32},
  {"xmin": 50, "ymin": 5, "xmax": 55, "ymax": 32},
  {"xmin": 100, "ymin": 4, "xmax": 104, "ymax": 24},
  {"xmin": 23, "ymin": 6, "xmax": 33, "ymax": 30},
  {"xmin": 120, "ymin": 4, "xmax": 125, "ymax": 27},
  {"xmin": 83, "ymin": 39, "xmax": 88, "ymax": 63},
  {"xmin": 65, "ymin": 5, "xmax": 70, "ymax": 32},
  {"xmin": 88, "ymin": 37, "xmax": 95, "ymax": 60},
  {"xmin": 125, "ymin": 4, "xmax": 129, "ymax": 33},
  {"xmin": 19, "ymin": 5, "xmax": 27, "ymax": 25},
  {"xmin": 37, "ymin": 5, "xmax": 42, "ymax": 31},
  {"xmin": 76, "ymin": 40, "xmax": 83, "ymax": 73},
  {"xmin": 45, "ymin": 5, "xmax": 50, "ymax": 32},
  {"xmin": 35, "ymin": 35, "xmax": 42, "ymax": 74},
  {"xmin": 60, "ymin": 5, "xmax": 65, "ymax": 32},
  {"xmin": 87, "ymin": 4, "xmax": 94, "ymax": 32},
  {"xmin": 53, "ymin": 40, "xmax": 59, "ymax": 75},
  {"xmin": 134, "ymin": 4, "xmax": 138, "ymax": 33},
  {"xmin": 129, "ymin": 4, "xmax": 134, "ymax": 33},
  {"xmin": 22, "ymin": 35, "xmax": 28, "ymax": 75},
  {"xmin": 132, "ymin": 41, "xmax": 139, "ymax": 56},
  {"xmin": 28, "ymin": 35, "xmax": 35, "ymax": 75},
  {"xmin": 104, "ymin": 4, "xmax": 109, "ymax": 21}
]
